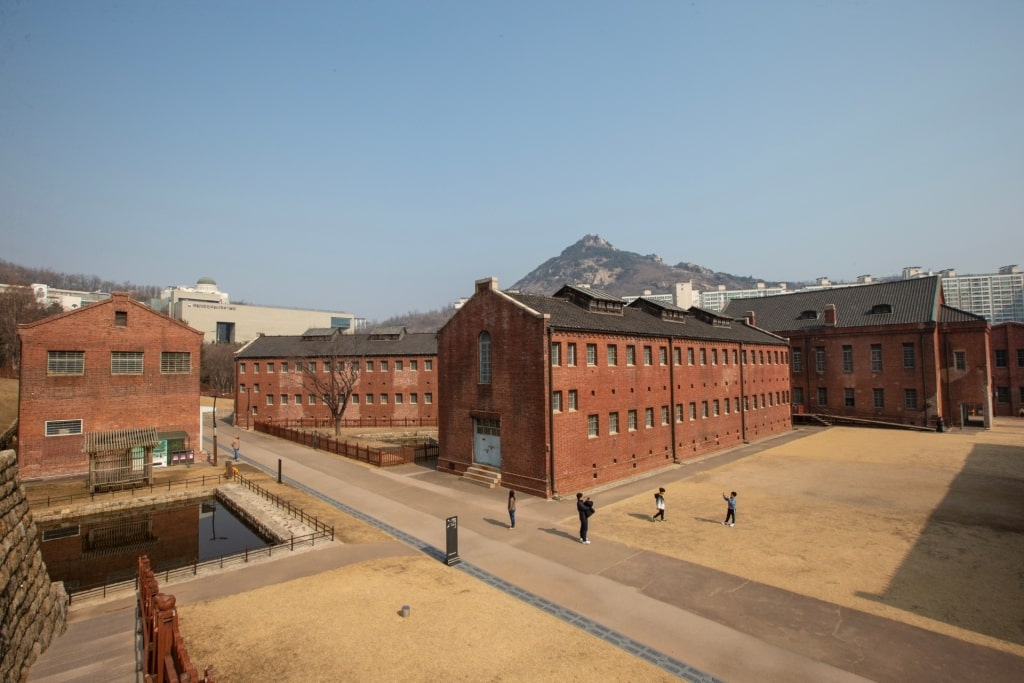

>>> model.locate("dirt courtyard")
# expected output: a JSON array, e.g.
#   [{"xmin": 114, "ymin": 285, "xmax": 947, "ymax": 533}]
[{"xmin": 172, "ymin": 421, "xmax": 1023, "ymax": 681}]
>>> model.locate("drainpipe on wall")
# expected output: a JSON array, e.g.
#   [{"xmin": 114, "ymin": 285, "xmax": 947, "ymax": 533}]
[
  {"xmin": 668, "ymin": 336, "xmax": 678, "ymax": 462},
  {"xmin": 739, "ymin": 342, "xmax": 748, "ymax": 443},
  {"xmin": 546, "ymin": 325, "xmax": 556, "ymax": 498}
]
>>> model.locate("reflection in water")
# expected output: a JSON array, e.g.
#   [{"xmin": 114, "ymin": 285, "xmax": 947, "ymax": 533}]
[{"xmin": 38, "ymin": 497, "xmax": 272, "ymax": 592}]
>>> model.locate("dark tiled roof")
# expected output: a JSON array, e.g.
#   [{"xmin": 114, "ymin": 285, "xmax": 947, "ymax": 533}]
[
  {"xmin": 554, "ymin": 284, "xmax": 622, "ymax": 302},
  {"xmin": 506, "ymin": 292, "xmax": 785, "ymax": 345},
  {"xmin": 236, "ymin": 332, "xmax": 437, "ymax": 359},
  {"xmin": 938, "ymin": 305, "xmax": 988, "ymax": 324},
  {"xmin": 721, "ymin": 277, "xmax": 947, "ymax": 332}
]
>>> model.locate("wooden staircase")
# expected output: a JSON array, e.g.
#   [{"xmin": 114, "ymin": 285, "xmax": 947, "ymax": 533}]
[{"xmin": 462, "ymin": 464, "xmax": 501, "ymax": 489}]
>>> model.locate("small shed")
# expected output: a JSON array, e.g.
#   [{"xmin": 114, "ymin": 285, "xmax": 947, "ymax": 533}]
[{"xmin": 85, "ymin": 426, "xmax": 157, "ymax": 491}]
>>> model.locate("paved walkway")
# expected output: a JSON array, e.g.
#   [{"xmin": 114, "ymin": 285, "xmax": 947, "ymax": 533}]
[{"xmin": 30, "ymin": 425, "xmax": 1023, "ymax": 683}]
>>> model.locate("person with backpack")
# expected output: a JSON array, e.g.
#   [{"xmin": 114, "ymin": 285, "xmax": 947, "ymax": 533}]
[{"xmin": 652, "ymin": 487, "xmax": 666, "ymax": 522}]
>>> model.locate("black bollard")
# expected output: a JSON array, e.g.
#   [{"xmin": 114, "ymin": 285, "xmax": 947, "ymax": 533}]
[
  {"xmin": 277, "ymin": 458, "xmax": 282, "ymax": 484},
  {"xmin": 445, "ymin": 516, "xmax": 461, "ymax": 566}
]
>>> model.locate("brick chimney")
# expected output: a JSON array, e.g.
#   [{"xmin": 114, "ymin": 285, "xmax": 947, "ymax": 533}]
[
  {"xmin": 824, "ymin": 304, "xmax": 837, "ymax": 326},
  {"xmin": 745, "ymin": 310, "xmax": 756, "ymax": 327}
]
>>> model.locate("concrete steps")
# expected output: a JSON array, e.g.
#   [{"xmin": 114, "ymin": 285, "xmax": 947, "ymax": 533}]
[{"xmin": 461, "ymin": 464, "xmax": 501, "ymax": 489}]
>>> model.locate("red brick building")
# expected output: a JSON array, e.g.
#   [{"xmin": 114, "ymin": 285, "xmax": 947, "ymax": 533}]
[
  {"xmin": 723, "ymin": 276, "xmax": 992, "ymax": 428},
  {"xmin": 438, "ymin": 279, "xmax": 792, "ymax": 498},
  {"xmin": 233, "ymin": 326, "xmax": 438, "ymax": 427},
  {"xmin": 17, "ymin": 293, "xmax": 203, "ymax": 480},
  {"xmin": 990, "ymin": 322, "xmax": 1024, "ymax": 417}
]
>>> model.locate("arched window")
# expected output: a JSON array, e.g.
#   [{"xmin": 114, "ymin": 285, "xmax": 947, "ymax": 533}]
[{"xmin": 479, "ymin": 332, "xmax": 492, "ymax": 384}]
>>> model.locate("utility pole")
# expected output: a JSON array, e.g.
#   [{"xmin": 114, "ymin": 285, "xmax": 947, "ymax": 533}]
[{"xmin": 212, "ymin": 395, "xmax": 218, "ymax": 466}]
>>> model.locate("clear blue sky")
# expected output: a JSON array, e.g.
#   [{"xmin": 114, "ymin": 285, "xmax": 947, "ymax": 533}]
[{"xmin": 2, "ymin": 1, "xmax": 1021, "ymax": 320}]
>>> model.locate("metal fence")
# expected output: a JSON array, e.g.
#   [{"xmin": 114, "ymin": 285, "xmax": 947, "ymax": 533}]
[
  {"xmin": 28, "ymin": 474, "xmax": 229, "ymax": 508},
  {"xmin": 254, "ymin": 419, "xmax": 438, "ymax": 467}
]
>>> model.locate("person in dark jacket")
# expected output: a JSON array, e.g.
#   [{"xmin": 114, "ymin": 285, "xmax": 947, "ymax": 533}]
[{"xmin": 576, "ymin": 493, "xmax": 592, "ymax": 544}]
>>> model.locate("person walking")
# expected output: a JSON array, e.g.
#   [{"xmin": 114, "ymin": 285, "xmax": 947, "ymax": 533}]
[
  {"xmin": 722, "ymin": 491, "xmax": 737, "ymax": 527},
  {"xmin": 576, "ymin": 493, "xmax": 593, "ymax": 544},
  {"xmin": 231, "ymin": 435, "xmax": 240, "ymax": 461},
  {"xmin": 507, "ymin": 489, "xmax": 517, "ymax": 529},
  {"xmin": 652, "ymin": 487, "xmax": 666, "ymax": 522}
]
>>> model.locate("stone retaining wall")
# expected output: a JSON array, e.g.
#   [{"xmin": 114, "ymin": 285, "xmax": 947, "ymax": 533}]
[{"xmin": 0, "ymin": 450, "xmax": 68, "ymax": 683}]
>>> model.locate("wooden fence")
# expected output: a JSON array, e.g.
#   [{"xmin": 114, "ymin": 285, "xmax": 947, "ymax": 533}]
[
  {"xmin": 254, "ymin": 420, "xmax": 438, "ymax": 467},
  {"xmin": 138, "ymin": 555, "xmax": 215, "ymax": 683}
]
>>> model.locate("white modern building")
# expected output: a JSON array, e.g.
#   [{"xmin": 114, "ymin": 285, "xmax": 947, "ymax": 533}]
[
  {"xmin": 933, "ymin": 266, "xmax": 1024, "ymax": 324},
  {"xmin": 698, "ymin": 282, "xmax": 789, "ymax": 312},
  {"xmin": 158, "ymin": 277, "xmax": 360, "ymax": 343},
  {"xmin": 0, "ymin": 283, "xmax": 109, "ymax": 311}
]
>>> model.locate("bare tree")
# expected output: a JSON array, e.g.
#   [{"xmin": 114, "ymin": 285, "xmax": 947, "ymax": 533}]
[
  {"xmin": 200, "ymin": 342, "xmax": 241, "ymax": 463},
  {"xmin": 299, "ymin": 351, "xmax": 361, "ymax": 437},
  {"xmin": 0, "ymin": 287, "xmax": 61, "ymax": 373}
]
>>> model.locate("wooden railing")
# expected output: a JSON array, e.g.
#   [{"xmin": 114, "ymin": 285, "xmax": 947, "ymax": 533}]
[
  {"xmin": 138, "ymin": 555, "xmax": 215, "ymax": 683},
  {"xmin": 254, "ymin": 420, "xmax": 439, "ymax": 467}
]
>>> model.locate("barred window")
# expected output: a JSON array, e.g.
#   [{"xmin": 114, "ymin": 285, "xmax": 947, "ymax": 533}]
[
  {"xmin": 48, "ymin": 351, "xmax": 84, "ymax": 375},
  {"xmin": 46, "ymin": 419, "xmax": 83, "ymax": 436},
  {"xmin": 111, "ymin": 351, "xmax": 144, "ymax": 374},
  {"xmin": 160, "ymin": 352, "xmax": 191, "ymax": 373}
]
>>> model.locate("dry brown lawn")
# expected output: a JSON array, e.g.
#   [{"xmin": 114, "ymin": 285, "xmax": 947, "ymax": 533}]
[{"xmin": 597, "ymin": 423, "xmax": 1024, "ymax": 657}]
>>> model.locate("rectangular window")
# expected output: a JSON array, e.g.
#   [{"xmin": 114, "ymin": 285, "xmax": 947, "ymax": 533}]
[
  {"xmin": 366, "ymin": 361, "xmax": 374, "ymax": 372},
  {"xmin": 425, "ymin": 393, "xmax": 433, "ymax": 404},
  {"xmin": 240, "ymin": 362, "xmax": 246, "ymax": 374},
  {"xmin": 551, "ymin": 342, "xmax": 561, "ymax": 366},
  {"xmin": 568, "ymin": 390, "xmax": 578, "ymax": 411},
  {"xmin": 793, "ymin": 387, "xmax": 803, "ymax": 405},
  {"xmin": 323, "ymin": 362, "xmax": 331, "ymax": 373},
  {"xmin": 689, "ymin": 402, "xmax": 697, "ymax": 420},
  {"xmin": 673, "ymin": 348, "xmax": 681, "ymax": 365},
  {"xmin": 628, "ymin": 409, "xmax": 638, "ymax": 430},
  {"xmin": 609, "ymin": 412, "xmax": 619, "ymax": 434},
  {"xmin": 111, "ymin": 351, "xmax": 144, "ymax": 374},
  {"xmin": 994, "ymin": 350, "xmax": 1008, "ymax": 368},
  {"xmin": 675, "ymin": 404, "xmax": 683, "ymax": 422},
  {"xmin": 724, "ymin": 397, "xmax": 731, "ymax": 414},
  {"xmin": 254, "ymin": 383, "xmax": 259, "ymax": 393},
  {"xmin": 904, "ymin": 388, "xmax": 918, "ymax": 409},
  {"xmin": 309, "ymin": 395, "xmax": 316, "ymax": 405},
  {"xmin": 732, "ymin": 350, "xmax": 739, "ymax": 364},
  {"xmin": 687, "ymin": 348, "xmax": 695, "ymax": 365},
  {"xmin": 607, "ymin": 344, "xmax": 618, "ymax": 366},
  {"xmin": 844, "ymin": 388, "xmax": 855, "ymax": 407},
  {"xmin": 586, "ymin": 343, "xmax": 597, "ymax": 366},
  {"xmin": 114, "ymin": 310, "xmax": 128, "ymax": 327},
  {"xmin": 873, "ymin": 388, "xmax": 884, "ymax": 408},
  {"xmin": 425, "ymin": 360, "xmax": 433, "ymax": 371},
  {"xmin": 395, "ymin": 360, "xmax": 403, "ymax": 371},
  {"xmin": 712, "ymin": 399, "xmax": 720, "ymax": 416},
  {"xmin": 903, "ymin": 343, "xmax": 915, "ymax": 369},
  {"xmin": 280, "ymin": 394, "xmax": 288, "ymax": 404},
  {"xmin": 160, "ymin": 352, "xmax": 191, "ymax": 374},
  {"xmin": 47, "ymin": 351, "xmax": 84, "ymax": 375},
  {"xmin": 365, "ymin": 393, "xmax": 374, "ymax": 404},
  {"xmin": 587, "ymin": 415, "xmax": 599, "ymax": 437},
  {"xmin": 281, "ymin": 362, "xmax": 289, "ymax": 373},
  {"xmin": 817, "ymin": 387, "xmax": 828, "ymax": 406},
  {"xmin": 734, "ymin": 397, "xmax": 740, "ymax": 413},
  {"xmin": 567, "ymin": 343, "xmax": 577, "ymax": 366},
  {"xmin": 410, "ymin": 393, "xmax": 419, "ymax": 404},
  {"xmin": 995, "ymin": 387, "xmax": 1010, "ymax": 403},
  {"xmin": 871, "ymin": 344, "xmax": 883, "ymax": 372},
  {"xmin": 661, "ymin": 405, "xmax": 670, "ymax": 424},
  {"xmin": 410, "ymin": 360, "xmax": 418, "ymax": 371},
  {"xmin": 393, "ymin": 394, "xmax": 402, "ymax": 404},
  {"xmin": 645, "ymin": 407, "xmax": 655, "ymax": 427},
  {"xmin": 45, "ymin": 419, "xmax": 83, "ymax": 436},
  {"xmin": 626, "ymin": 345, "xmax": 636, "ymax": 365},
  {"xmin": 1018, "ymin": 349, "xmax": 1024, "ymax": 367},
  {"xmin": 253, "ymin": 362, "xmax": 260, "ymax": 373},
  {"xmin": 711, "ymin": 349, "xmax": 718, "ymax": 365},
  {"xmin": 380, "ymin": 360, "xmax": 388, "ymax": 372},
  {"xmin": 815, "ymin": 347, "xmax": 825, "ymax": 373},
  {"xmin": 954, "ymin": 351, "xmax": 966, "ymax": 371},
  {"xmin": 659, "ymin": 347, "xmax": 668, "ymax": 365},
  {"xmin": 380, "ymin": 393, "xmax": 388, "ymax": 404},
  {"xmin": 701, "ymin": 401, "xmax": 708, "ymax": 418},
  {"xmin": 643, "ymin": 346, "xmax": 653, "ymax": 366},
  {"xmin": 723, "ymin": 348, "xmax": 730, "ymax": 365},
  {"xmin": 266, "ymin": 395, "xmax": 274, "ymax": 405},
  {"xmin": 267, "ymin": 362, "xmax": 275, "ymax": 373},
  {"xmin": 552, "ymin": 391, "xmax": 562, "ymax": 412},
  {"xmin": 352, "ymin": 394, "xmax": 360, "ymax": 404},
  {"xmin": 700, "ymin": 348, "xmax": 707, "ymax": 365},
  {"xmin": 240, "ymin": 384, "xmax": 247, "ymax": 393},
  {"xmin": 791, "ymin": 348, "xmax": 802, "ymax": 373},
  {"xmin": 842, "ymin": 346, "xmax": 853, "ymax": 373}
]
